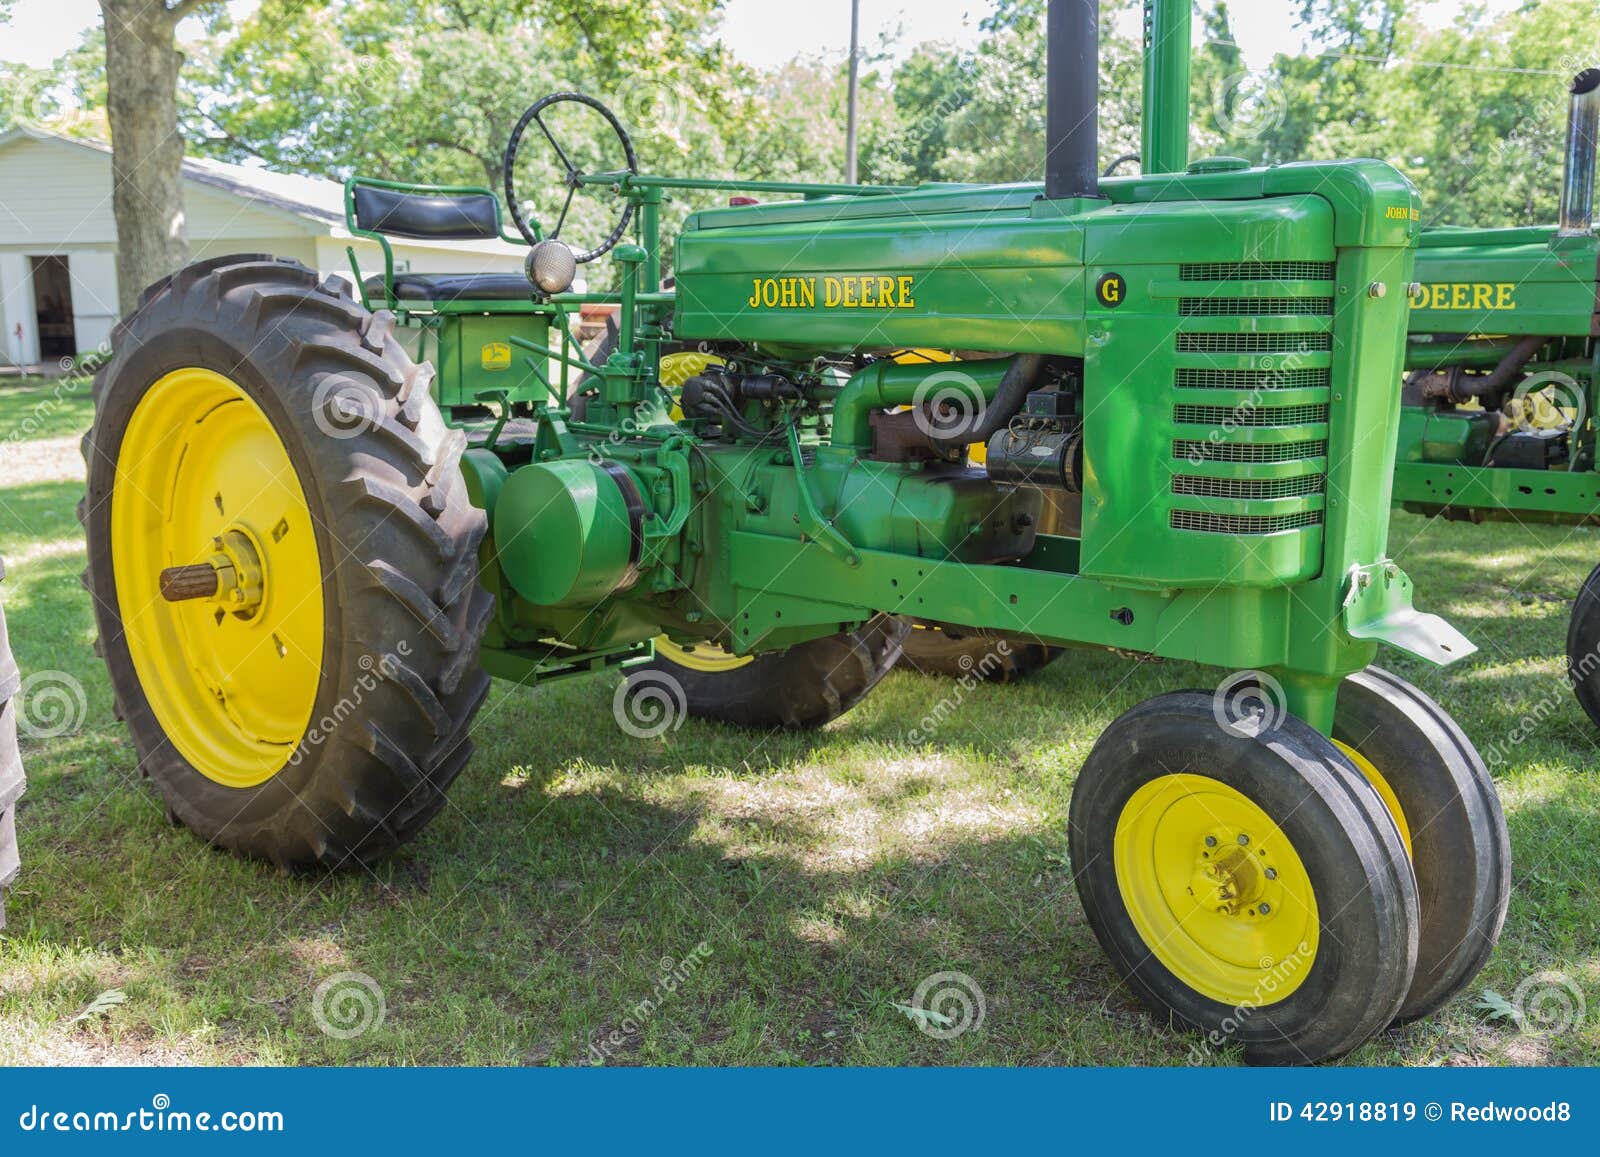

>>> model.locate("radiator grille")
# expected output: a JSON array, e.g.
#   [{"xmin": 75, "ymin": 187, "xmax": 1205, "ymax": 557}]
[
  {"xmin": 1169, "ymin": 264, "xmax": 1333, "ymax": 540},
  {"xmin": 1175, "ymin": 367, "xmax": 1331, "ymax": 391},
  {"xmin": 1171, "ymin": 474, "xmax": 1325, "ymax": 500},
  {"xmin": 1176, "ymin": 332, "xmax": 1332, "ymax": 354},
  {"xmin": 1179, "ymin": 296, "xmax": 1334, "ymax": 317},
  {"xmin": 1180, "ymin": 261, "xmax": 1337, "ymax": 281},
  {"xmin": 1172, "ymin": 439, "xmax": 1327, "ymax": 464},
  {"xmin": 1173, "ymin": 403, "xmax": 1329, "ymax": 428},
  {"xmin": 1171, "ymin": 510, "xmax": 1324, "ymax": 534}
]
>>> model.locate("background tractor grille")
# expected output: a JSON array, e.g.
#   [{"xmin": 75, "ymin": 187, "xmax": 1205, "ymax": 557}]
[
  {"xmin": 1176, "ymin": 332, "xmax": 1332, "ymax": 354},
  {"xmin": 1180, "ymin": 261, "xmax": 1337, "ymax": 281},
  {"xmin": 1179, "ymin": 296, "xmax": 1334, "ymax": 317}
]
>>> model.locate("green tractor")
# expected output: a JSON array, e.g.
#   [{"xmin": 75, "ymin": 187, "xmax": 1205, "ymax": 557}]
[
  {"xmin": 1045, "ymin": 2, "xmax": 1600, "ymax": 732},
  {"xmin": 81, "ymin": 0, "xmax": 1508, "ymax": 1063},
  {"xmin": 1394, "ymin": 69, "xmax": 1600, "ymax": 729}
]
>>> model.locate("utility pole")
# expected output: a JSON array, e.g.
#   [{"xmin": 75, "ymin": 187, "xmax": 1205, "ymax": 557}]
[{"xmin": 845, "ymin": 0, "xmax": 861, "ymax": 183}]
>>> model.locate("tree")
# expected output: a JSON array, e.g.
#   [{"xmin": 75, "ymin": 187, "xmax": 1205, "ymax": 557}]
[
  {"xmin": 936, "ymin": 0, "xmax": 1142, "ymax": 184},
  {"xmin": 99, "ymin": 0, "xmax": 227, "ymax": 315}
]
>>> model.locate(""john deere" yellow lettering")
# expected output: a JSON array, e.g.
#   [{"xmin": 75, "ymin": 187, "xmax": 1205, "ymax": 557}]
[
  {"xmin": 1408, "ymin": 282, "xmax": 1517, "ymax": 311},
  {"xmin": 746, "ymin": 275, "xmax": 916, "ymax": 310}
]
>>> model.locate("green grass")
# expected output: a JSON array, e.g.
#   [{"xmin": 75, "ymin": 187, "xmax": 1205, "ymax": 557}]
[{"xmin": 0, "ymin": 375, "xmax": 1596, "ymax": 1066}]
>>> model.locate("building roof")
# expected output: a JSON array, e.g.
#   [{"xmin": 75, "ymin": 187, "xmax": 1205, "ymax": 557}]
[
  {"xmin": 0, "ymin": 125, "xmax": 344, "ymax": 225},
  {"xmin": 0, "ymin": 126, "xmax": 523, "ymax": 257}
]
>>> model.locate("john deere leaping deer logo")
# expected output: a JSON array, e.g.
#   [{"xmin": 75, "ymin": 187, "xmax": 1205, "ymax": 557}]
[{"xmin": 481, "ymin": 342, "xmax": 512, "ymax": 371}]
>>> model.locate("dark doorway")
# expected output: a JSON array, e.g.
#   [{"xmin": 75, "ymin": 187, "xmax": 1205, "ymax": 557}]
[{"xmin": 30, "ymin": 256, "xmax": 76, "ymax": 361}]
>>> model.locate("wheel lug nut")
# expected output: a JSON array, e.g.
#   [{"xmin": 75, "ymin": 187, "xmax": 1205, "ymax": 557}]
[
  {"xmin": 1204, "ymin": 836, "xmax": 1218, "ymax": 847},
  {"xmin": 1258, "ymin": 902, "xmax": 1271, "ymax": 914},
  {"xmin": 1237, "ymin": 834, "xmax": 1250, "ymax": 846},
  {"xmin": 1265, "ymin": 867, "xmax": 1278, "ymax": 880}
]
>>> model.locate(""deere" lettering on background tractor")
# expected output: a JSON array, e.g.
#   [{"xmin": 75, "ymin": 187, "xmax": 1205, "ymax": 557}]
[{"xmin": 80, "ymin": 0, "xmax": 1508, "ymax": 1063}]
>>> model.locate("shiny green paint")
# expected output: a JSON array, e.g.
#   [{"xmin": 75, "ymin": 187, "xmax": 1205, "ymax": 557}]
[
  {"xmin": 1140, "ymin": 0, "xmax": 1191, "ymax": 175},
  {"xmin": 354, "ymin": 134, "xmax": 1456, "ymax": 734},
  {"xmin": 494, "ymin": 459, "xmax": 642, "ymax": 607},
  {"xmin": 1410, "ymin": 226, "xmax": 1598, "ymax": 337},
  {"xmin": 433, "ymin": 313, "xmax": 553, "ymax": 409}
]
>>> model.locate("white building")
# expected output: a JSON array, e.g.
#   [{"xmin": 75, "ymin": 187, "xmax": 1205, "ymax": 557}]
[{"xmin": 0, "ymin": 127, "xmax": 527, "ymax": 370}]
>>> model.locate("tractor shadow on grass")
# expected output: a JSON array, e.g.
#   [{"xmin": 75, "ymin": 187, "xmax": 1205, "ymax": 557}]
[{"xmin": 4, "ymin": 499, "xmax": 1587, "ymax": 1065}]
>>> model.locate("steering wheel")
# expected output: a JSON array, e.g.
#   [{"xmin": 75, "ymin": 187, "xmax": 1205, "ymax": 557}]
[{"xmin": 503, "ymin": 92, "xmax": 639, "ymax": 265}]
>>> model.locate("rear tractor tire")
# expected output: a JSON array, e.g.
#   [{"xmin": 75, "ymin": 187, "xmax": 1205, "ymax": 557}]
[
  {"xmin": 636, "ymin": 616, "xmax": 909, "ymax": 730},
  {"xmin": 899, "ymin": 623, "xmax": 1062, "ymax": 683},
  {"xmin": 81, "ymin": 255, "xmax": 493, "ymax": 870}
]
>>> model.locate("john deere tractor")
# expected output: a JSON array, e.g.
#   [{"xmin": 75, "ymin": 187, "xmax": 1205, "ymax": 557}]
[
  {"xmin": 1095, "ymin": 0, "xmax": 1600, "ymax": 732},
  {"xmin": 1393, "ymin": 69, "xmax": 1600, "ymax": 729},
  {"xmin": 82, "ymin": 0, "xmax": 1508, "ymax": 1063}
]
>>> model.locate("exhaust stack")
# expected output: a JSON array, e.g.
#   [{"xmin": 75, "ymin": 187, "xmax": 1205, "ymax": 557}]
[
  {"xmin": 1558, "ymin": 68, "xmax": 1600, "ymax": 236},
  {"xmin": 1044, "ymin": 0, "xmax": 1103, "ymax": 200}
]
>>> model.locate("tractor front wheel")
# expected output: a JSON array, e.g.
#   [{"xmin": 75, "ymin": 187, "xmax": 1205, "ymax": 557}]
[
  {"xmin": 1069, "ymin": 691, "xmax": 1418, "ymax": 1064},
  {"xmin": 81, "ymin": 256, "xmax": 493, "ymax": 869},
  {"xmin": 1331, "ymin": 666, "xmax": 1509, "ymax": 1024}
]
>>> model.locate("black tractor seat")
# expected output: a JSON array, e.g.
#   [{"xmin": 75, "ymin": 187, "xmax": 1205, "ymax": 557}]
[{"xmin": 365, "ymin": 271, "xmax": 533, "ymax": 303}]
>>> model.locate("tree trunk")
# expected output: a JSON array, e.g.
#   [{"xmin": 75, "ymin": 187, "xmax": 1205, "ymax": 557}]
[{"xmin": 101, "ymin": 0, "xmax": 190, "ymax": 317}]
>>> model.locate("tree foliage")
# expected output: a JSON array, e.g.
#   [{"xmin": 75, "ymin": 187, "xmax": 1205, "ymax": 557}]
[{"xmin": 15, "ymin": 0, "xmax": 1600, "ymax": 261}]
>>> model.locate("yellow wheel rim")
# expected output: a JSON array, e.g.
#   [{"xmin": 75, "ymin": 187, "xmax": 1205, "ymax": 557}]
[
  {"xmin": 654, "ymin": 350, "xmax": 743, "ymax": 671},
  {"xmin": 1114, "ymin": 774, "xmax": 1319, "ymax": 1007},
  {"xmin": 660, "ymin": 351, "xmax": 726, "ymax": 423},
  {"xmin": 1332, "ymin": 739, "xmax": 1412, "ymax": 858},
  {"xmin": 658, "ymin": 350, "xmax": 725, "ymax": 389},
  {"xmin": 111, "ymin": 368, "xmax": 323, "ymax": 788},
  {"xmin": 652, "ymin": 635, "xmax": 754, "ymax": 673}
]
